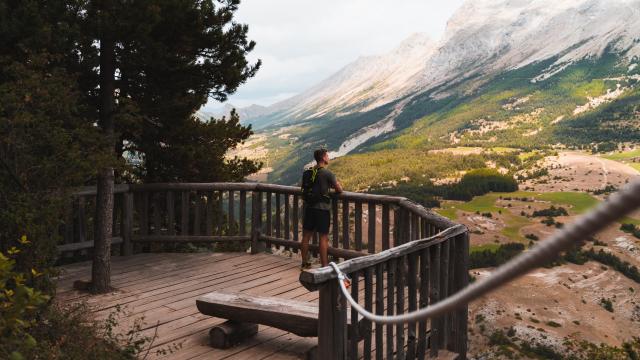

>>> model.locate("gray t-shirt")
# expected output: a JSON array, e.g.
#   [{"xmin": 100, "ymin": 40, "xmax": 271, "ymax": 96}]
[{"xmin": 304, "ymin": 167, "xmax": 337, "ymax": 211}]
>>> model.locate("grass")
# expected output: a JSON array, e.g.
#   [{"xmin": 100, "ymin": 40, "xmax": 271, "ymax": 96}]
[
  {"xmin": 530, "ymin": 192, "xmax": 599, "ymax": 214},
  {"xmin": 439, "ymin": 190, "xmax": 640, "ymax": 244},
  {"xmin": 602, "ymin": 149, "xmax": 640, "ymax": 161},
  {"xmin": 470, "ymin": 243, "xmax": 501, "ymax": 253}
]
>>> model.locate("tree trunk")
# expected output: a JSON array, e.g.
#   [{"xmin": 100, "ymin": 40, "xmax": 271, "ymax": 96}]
[{"xmin": 92, "ymin": 7, "xmax": 116, "ymax": 293}]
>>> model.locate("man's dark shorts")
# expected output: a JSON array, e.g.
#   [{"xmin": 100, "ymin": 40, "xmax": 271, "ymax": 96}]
[{"xmin": 303, "ymin": 207, "xmax": 330, "ymax": 234}]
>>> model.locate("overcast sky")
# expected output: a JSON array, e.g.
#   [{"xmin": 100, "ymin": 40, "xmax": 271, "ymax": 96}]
[{"xmin": 203, "ymin": 0, "xmax": 465, "ymax": 112}]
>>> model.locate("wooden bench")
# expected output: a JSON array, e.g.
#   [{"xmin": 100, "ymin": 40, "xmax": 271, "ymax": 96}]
[{"xmin": 196, "ymin": 291, "xmax": 361, "ymax": 349}]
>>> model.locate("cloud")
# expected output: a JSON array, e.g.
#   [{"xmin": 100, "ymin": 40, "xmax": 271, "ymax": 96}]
[{"xmin": 204, "ymin": 0, "xmax": 465, "ymax": 111}]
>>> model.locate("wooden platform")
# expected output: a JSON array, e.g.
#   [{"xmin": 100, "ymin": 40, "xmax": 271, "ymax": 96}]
[
  {"xmin": 56, "ymin": 252, "xmax": 319, "ymax": 360},
  {"xmin": 56, "ymin": 252, "xmax": 460, "ymax": 359}
]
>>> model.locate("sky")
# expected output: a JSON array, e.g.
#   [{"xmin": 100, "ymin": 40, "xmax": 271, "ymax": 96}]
[{"xmin": 202, "ymin": 0, "xmax": 466, "ymax": 112}]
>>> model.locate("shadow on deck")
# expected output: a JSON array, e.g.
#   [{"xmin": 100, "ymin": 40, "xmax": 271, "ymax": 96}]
[{"xmin": 56, "ymin": 252, "xmax": 317, "ymax": 360}]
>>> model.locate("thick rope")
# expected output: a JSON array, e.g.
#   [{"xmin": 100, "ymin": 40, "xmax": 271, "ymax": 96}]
[{"xmin": 330, "ymin": 176, "xmax": 640, "ymax": 325}]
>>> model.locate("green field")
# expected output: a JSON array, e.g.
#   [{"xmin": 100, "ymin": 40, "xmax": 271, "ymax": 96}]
[
  {"xmin": 602, "ymin": 149, "xmax": 640, "ymax": 161},
  {"xmin": 436, "ymin": 190, "xmax": 640, "ymax": 242}
]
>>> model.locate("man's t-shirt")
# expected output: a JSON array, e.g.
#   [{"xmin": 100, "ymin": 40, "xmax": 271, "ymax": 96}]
[{"xmin": 306, "ymin": 167, "xmax": 337, "ymax": 211}]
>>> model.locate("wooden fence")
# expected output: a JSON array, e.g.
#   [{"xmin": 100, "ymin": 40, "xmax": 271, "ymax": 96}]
[{"xmin": 59, "ymin": 182, "xmax": 469, "ymax": 359}]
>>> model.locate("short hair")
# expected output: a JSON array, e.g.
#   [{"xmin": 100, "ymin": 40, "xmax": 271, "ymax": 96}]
[{"xmin": 314, "ymin": 148, "xmax": 328, "ymax": 163}]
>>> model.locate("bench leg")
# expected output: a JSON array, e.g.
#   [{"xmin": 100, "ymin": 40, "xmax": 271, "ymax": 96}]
[{"xmin": 209, "ymin": 320, "xmax": 258, "ymax": 349}]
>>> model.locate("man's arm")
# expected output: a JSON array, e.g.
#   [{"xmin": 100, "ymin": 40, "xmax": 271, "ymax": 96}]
[{"xmin": 334, "ymin": 180, "xmax": 343, "ymax": 193}]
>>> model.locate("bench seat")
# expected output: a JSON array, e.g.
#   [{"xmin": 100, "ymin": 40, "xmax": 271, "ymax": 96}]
[{"xmin": 196, "ymin": 291, "xmax": 323, "ymax": 337}]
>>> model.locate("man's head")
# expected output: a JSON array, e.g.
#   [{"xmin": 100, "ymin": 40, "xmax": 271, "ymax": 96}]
[{"xmin": 313, "ymin": 148, "xmax": 329, "ymax": 165}]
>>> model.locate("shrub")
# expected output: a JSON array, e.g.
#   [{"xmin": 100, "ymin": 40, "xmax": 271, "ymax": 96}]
[
  {"xmin": 469, "ymin": 243, "xmax": 525, "ymax": 269},
  {"xmin": 546, "ymin": 321, "xmax": 562, "ymax": 328},
  {"xmin": 532, "ymin": 206, "xmax": 568, "ymax": 217},
  {"xmin": 489, "ymin": 329, "xmax": 511, "ymax": 346},
  {"xmin": 600, "ymin": 298, "xmax": 614, "ymax": 312},
  {"xmin": 525, "ymin": 233, "xmax": 539, "ymax": 241}
]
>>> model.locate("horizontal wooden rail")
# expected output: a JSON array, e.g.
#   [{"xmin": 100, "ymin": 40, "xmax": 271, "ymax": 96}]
[
  {"xmin": 132, "ymin": 235, "xmax": 251, "ymax": 243},
  {"xmin": 260, "ymin": 235, "xmax": 366, "ymax": 260},
  {"xmin": 299, "ymin": 224, "xmax": 467, "ymax": 290},
  {"xmin": 57, "ymin": 237, "xmax": 123, "ymax": 252}
]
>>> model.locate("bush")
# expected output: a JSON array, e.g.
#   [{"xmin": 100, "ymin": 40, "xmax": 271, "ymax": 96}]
[
  {"xmin": 441, "ymin": 168, "xmax": 518, "ymax": 201},
  {"xmin": 532, "ymin": 206, "xmax": 568, "ymax": 217},
  {"xmin": 0, "ymin": 240, "xmax": 50, "ymax": 359},
  {"xmin": 470, "ymin": 243, "xmax": 525, "ymax": 269},
  {"xmin": 600, "ymin": 298, "xmax": 614, "ymax": 312},
  {"xmin": 525, "ymin": 233, "xmax": 539, "ymax": 241}
]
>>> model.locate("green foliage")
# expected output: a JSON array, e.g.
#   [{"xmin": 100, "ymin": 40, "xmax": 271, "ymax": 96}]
[
  {"xmin": 0, "ymin": 241, "xmax": 50, "ymax": 359},
  {"xmin": 532, "ymin": 206, "xmax": 568, "ymax": 217},
  {"xmin": 599, "ymin": 298, "xmax": 614, "ymax": 312},
  {"xmin": 469, "ymin": 243, "xmax": 525, "ymax": 269},
  {"xmin": 440, "ymin": 168, "xmax": 518, "ymax": 201},
  {"xmin": 583, "ymin": 248, "xmax": 640, "ymax": 283},
  {"xmin": 620, "ymin": 223, "xmax": 640, "ymax": 239}
]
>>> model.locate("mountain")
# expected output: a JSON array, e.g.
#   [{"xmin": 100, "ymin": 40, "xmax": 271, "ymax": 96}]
[
  {"xmin": 241, "ymin": 33, "xmax": 437, "ymax": 128},
  {"xmin": 245, "ymin": 0, "xmax": 640, "ymax": 185},
  {"xmin": 197, "ymin": 103, "xmax": 269, "ymax": 122}
]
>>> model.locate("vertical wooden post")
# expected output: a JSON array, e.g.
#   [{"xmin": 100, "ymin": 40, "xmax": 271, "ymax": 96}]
[
  {"xmin": 385, "ymin": 258, "xmax": 396, "ymax": 359},
  {"xmin": 429, "ymin": 243, "xmax": 442, "ymax": 357},
  {"xmin": 205, "ymin": 191, "xmax": 214, "ymax": 236},
  {"xmin": 454, "ymin": 231, "xmax": 469, "ymax": 359},
  {"xmin": 341, "ymin": 199, "xmax": 350, "ymax": 250},
  {"xmin": 167, "ymin": 191, "xmax": 175, "ymax": 236},
  {"xmin": 349, "ymin": 271, "xmax": 360, "ymax": 360},
  {"xmin": 283, "ymin": 194, "xmax": 290, "ymax": 251},
  {"xmin": 381, "ymin": 204, "xmax": 390, "ymax": 250},
  {"xmin": 239, "ymin": 190, "xmax": 247, "ymax": 236},
  {"xmin": 417, "ymin": 247, "xmax": 429, "ymax": 360},
  {"xmin": 363, "ymin": 267, "xmax": 373, "ymax": 359},
  {"xmin": 251, "ymin": 191, "xmax": 264, "ymax": 254},
  {"xmin": 317, "ymin": 280, "xmax": 347, "ymax": 360},
  {"xmin": 375, "ymin": 263, "xmax": 384, "ymax": 360},
  {"xmin": 331, "ymin": 197, "xmax": 339, "ymax": 249},
  {"xmin": 121, "ymin": 191, "xmax": 133, "ymax": 256},
  {"xmin": 181, "ymin": 191, "xmax": 190, "ymax": 235},
  {"xmin": 228, "ymin": 190, "xmax": 235, "ymax": 235},
  {"xmin": 354, "ymin": 201, "xmax": 362, "ymax": 251},
  {"xmin": 153, "ymin": 193, "xmax": 162, "ymax": 235},
  {"xmin": 194, "ymin": 193, "xmax": 202, "ymax": 236},
  {"xmin": 367, "ymin": 202, "xmax": 376, "ymax": 254},
  {"xmin": 292, "ymin": 195, "xmax": 299, "ymax": 252}
]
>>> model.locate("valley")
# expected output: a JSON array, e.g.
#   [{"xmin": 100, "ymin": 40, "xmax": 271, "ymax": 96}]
[{"xmin": 230, "ymin": 0, "xmax": 640, "ymax": 357}]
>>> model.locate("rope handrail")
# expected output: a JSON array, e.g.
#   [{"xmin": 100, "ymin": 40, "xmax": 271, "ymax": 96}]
[{"xmin": 329, "ymin": 177, "xmax": 640, "ymax": 325}]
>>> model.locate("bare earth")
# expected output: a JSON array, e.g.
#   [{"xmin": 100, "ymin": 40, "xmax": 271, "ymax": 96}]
[
  {"xmin": 522, "ymin": 151, "xmax": 639, "ymax": 192},
  {"xmin": 454, "ymin": 151, "xmax": 640, "ymax": 357}
]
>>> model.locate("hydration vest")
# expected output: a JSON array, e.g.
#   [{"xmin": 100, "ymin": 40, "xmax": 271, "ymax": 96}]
[{"xmin": 301, "ymin": 167, "xmax": 331, "ymax": 206}]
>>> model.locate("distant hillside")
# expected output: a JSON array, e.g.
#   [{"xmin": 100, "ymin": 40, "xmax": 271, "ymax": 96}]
[{"xmin": 241, "ymin": 0, "xmax": 640, "ymax": 186}]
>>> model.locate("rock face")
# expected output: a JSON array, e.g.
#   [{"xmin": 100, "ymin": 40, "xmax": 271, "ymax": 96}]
[{"xmin": 242, "ymin": 0, "xmax": 640, "ymax": 131}]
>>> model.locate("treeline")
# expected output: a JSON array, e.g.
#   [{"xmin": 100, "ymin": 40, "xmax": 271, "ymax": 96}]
[
  {"xmin": 469, "ymin": 243, "xmax": 525, "ymax": 269},
  {"xmin": 564, "ymin": 248, "xmax": 640, "ymax": 284},
  {"xmin": 370, "ymin": 168, "xmax": 519, "ymax": 206},
  {"xmin": 439, "ymin": 168, "xmax": 519, "ymax": 201}
]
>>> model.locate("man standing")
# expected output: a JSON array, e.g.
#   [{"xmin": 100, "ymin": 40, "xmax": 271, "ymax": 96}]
[{"xmin": 300, "ymin": 148, "xmax": 343, "ymax": 269}]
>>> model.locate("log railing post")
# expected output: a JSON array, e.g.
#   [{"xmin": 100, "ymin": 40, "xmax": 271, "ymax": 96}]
[
  {"xmin": 453, "ymin": 231, "xmax": 469, "ymax": 359},
  {"xmin": 121, "ymin": 191, "xmax": 133, "ymax": 256},
  {"xmin": 317, "ymin": 280, "xmax": 347, "ymax": 360},
  {"xmin": 251, "ymin": 191, "xmax": 264, "ymax": 254}
]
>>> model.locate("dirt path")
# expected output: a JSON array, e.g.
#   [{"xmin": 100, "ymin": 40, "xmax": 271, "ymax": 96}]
[{"xmin": 523, "ymin": 151, "xmax": 639, "ymax": 192}]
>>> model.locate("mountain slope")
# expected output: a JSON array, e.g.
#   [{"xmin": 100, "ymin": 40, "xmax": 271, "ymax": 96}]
[{"xmin": 245, "ymin": 0, "xmax": 640, "ymax": 186}]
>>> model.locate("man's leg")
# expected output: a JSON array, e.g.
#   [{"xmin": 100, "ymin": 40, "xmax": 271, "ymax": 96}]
[
  {"xmin": 319, "ymin": 233, "xmax": 329, "ymax": 266},
  {"xmin": 301, "ymin": 229, "xmax": 313, "ymax": 266}
]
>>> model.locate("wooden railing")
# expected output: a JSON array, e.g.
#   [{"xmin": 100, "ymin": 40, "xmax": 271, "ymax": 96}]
[{"xmin": 59, "ymin": 182, "xmax": 468, "ymax": 359}]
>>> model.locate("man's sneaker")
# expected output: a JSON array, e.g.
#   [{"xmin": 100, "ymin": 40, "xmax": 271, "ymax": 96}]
[{"xmin": 300, "ymin": 262, "xmax": 312, "ymax": 271}]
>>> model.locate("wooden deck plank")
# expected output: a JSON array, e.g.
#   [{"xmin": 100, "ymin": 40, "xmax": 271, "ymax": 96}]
[
  {"xmin": 56, "ymin": 253, "xmax": 322, "ymax": 360},
  {"xmin": 55, "ymin": 252, "xmax": 437, "ymax": 360}
]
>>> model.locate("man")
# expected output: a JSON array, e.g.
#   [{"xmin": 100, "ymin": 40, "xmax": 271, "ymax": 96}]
[{"xmin": 300, "ymin": 148, "xmax": 343, "ymax": 269}]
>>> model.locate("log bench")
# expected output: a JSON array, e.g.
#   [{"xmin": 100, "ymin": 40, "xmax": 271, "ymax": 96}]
[{"xmin": 196, "ymin": 291, "xmax": 361, "ymax": 349}]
